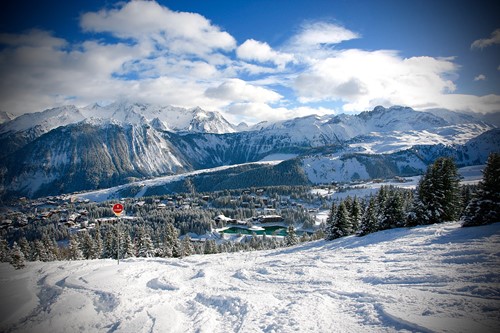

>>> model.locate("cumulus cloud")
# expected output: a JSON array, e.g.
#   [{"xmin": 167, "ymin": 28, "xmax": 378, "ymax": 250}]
[
  {"xmin": 471, "ymin": 29, "xmax": 500, "ymax": 50},
  {"xmin": 236, "ymin": 39, "xmax": 294, "ymax": 68},
  {"xmin": 80, "ymin": 1, "xmax": 236, "ymax": 55},
  {"xmin": 205, "ymin": 79, "xmax": 282, "ymax": 103},
  {"xmin": 293, "ymin": 49, "xmax": 459, "ymax": 112},
  {"xmin": 474, "ymin": 74, "xmax": 487, "ymax": 81},
  {"xmin": 0, "ymin": 2, "xmax": 498, "ymax": 121}
]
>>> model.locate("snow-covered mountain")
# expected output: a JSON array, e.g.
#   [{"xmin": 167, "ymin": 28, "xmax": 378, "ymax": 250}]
[
  {"xmin": 0, "ymin": 110, "xmax": 14, "ymax": 124},
  {"xmin": 0, "ymin": 104, "xmax": 498, "ymax": 199}
]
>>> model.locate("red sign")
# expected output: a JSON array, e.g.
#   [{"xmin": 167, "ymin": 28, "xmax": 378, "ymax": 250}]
[{"xmin": 113, "ymin": 203, "xmax": 124, "ymax": 216}]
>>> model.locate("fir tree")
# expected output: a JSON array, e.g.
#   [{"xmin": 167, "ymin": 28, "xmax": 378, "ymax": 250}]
[
  {"xmin": 122, "ymin": 233, "xmax": 135, "ymax": 259},
  {"xmin": 0, "ymin": 238, "xmax": 10, "ymax": 262},
  {"xmin": 204, "ymin": 239, "xmax": 217, "ymax": 254},
  {"xmin": 285, "ymin": 225, "xmax": 299, "ymax": 246},
  {"xmin": 349, "ymin": 196, "xmax": 362, "ymax": 233},
  {"xmin": 379, "ymin": 190, "xmax": 406, "ymax": 230},
  {"xmin": 93, "ymin": 227, "xmax": 104, "ymax": 259},
  {"xmin": 9, "ymin": 242, "xmax": 25, "ymax": 269},
  {"xmin": 181, "ymin": 235, "xmax": 195, "ymax": 256},
  {"xmin": 164, "ymin": 223, "xmax": 182, "ymax": 258},
  {"xmin": 462, "ymin": 153, "xmax": 500, "ymax": 226},
  {"xmin": 68, "ymin": 234, "xmax": 83, "ymax": 260},
  {"xmin": 412, "ymin": 157, "xmax": 462, "ymax": 225},
  {"xmin": 326, "ymin": 201, "xmax": 352, "ymax": 240},
  {"xmin": 18, "ymin": 237, "xmax": 33, "ymax": 261},
  {"xmin": 358, "ymin": 196, "xmax": 378, "ymax": 236},
  {"xmin": 79, "ymin": 231, "xmax": 95, "ymax": 259},
  {"xmin": 135, "ymin": 226, "xmax": 154, "ymax": 258}
]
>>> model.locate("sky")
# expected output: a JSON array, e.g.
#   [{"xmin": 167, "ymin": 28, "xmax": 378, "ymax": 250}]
[{"xmin": 0, "ymin": 0, "xmax": 499, "ymax": 124}]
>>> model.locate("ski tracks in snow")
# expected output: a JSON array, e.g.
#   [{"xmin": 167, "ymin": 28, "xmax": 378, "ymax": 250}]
[{"xmin": 1, "ymin": 222, "xmax": 499, "ymax": 332}]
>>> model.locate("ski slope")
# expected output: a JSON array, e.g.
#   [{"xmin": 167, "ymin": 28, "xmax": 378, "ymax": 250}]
[{"xmin": 1, "ymin": 222, "xmax": 499, "ymax": 333}]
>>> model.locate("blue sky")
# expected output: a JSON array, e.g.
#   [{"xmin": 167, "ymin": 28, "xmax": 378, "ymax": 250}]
[{"xmin": 0, "ymin": 0, "xmax": 498, "ymax": 124}]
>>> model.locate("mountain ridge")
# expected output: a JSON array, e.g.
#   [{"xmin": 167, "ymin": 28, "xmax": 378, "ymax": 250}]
[{"xmin": 0, "ymin": 103, "xmax": 497, "ymax": 200}]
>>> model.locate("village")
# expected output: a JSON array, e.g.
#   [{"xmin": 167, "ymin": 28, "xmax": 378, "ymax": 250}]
[{"xmin": 0, "ymin": 185, "xmax": 327, "ymax": 251}]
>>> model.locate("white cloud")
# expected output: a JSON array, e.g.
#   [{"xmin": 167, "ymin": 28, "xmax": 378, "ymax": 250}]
[
  {"xmin": 205, "ymin": 79, "xmax": 282, "ymax": 104},
  {"xmin": 223, "ymin": 102, "xmax": 336, "ymax": 125},
  {"xmin": 471, "ymin": 29, "xmax": 500, "ymax": 50},
  {"xmin": 236, "ymin": 39, "xmax": 294, "ymax": 68},
  {"xmin": 474, "ymin": 74, "xmax": 487, "ymax": 81},
  {"xmin": 293, "ymin": 49, "xmax": 460, "ymax": 112},
  {"xmin": 290, "ymin": 22, "xmax": 359, "ymax": 47},
  {"xmin": 80, "ymin": 1, "xmax": 236, "ymax": 55}
]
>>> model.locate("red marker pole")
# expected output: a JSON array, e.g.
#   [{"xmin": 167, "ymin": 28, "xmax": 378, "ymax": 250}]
[{"xmin": 112, "ymin": 204, "xmax": 124, "ymax": 265}]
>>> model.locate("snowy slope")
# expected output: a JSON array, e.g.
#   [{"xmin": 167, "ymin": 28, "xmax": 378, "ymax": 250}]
[{"xmin": 1, "ymin": 221, "xmax": 499, "ymax": 333}]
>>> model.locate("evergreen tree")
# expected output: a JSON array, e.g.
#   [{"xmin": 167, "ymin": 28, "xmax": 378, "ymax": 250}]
[
  {"xmin": 325, "ymin": 202, "xmax": 337, "ymax": 241},
  {"xmin": 32, "ymin": 240, "xmax": 48, "ymax": 261},
  {"xmin": 79, "ymin": 232, "xmax": 96, "ymax": 259},
  {"xmin": 462, "ymin": 153, "xmax": 500, "ymax": 226},
  {"xmin": 203, "ymin": 239, "xmax": 217, "ymax": 254},
  {"xmin": 103, "ymin": 227, "xmax": 116, "ymax": 259},
  {"xmin": 379, "ymin": 190, "xmax": 406, "ymax": 230},
  {"xmin": 0, "ymin": 238, "xmax": 10, "ymax": 262},
  {"xmin": 358, "ymin": 196, "xmax": 378, "ymax": 236},
  {"xmin": 93, "ymin": 227, "xmax": 104, "ymax": 259},
  {"xmin": 412, "ymin": 157, "xmax": 462, "ymax": 225},
  {"xmin": 68, "ymin": 234, "xmax": 83, "ymax": 260},
  {"xmin": 122, "ymin": 233, "xmax": 135, "ymax": 259},
  {"xmin": 326, "ymin": 201, "xmax": 352, "ymax": 240},
  {"xmin": 9, "ymin": 242, "xmax": 25, "ymax": 269},
  {"xmin": 349, "ymin": 196, "xmax": 362, "ymax": 233},
  {"xmin": 164, "ymin": 223, "xmax": 182, "ymax": 258},
  {"xmin": 135, "ymin": 226, "xmax": 154, "ymax": 258},
  {"xmin": 18, "ymin": 237, "xmax": 33, "ymax": 261},
  {"xmin": 285, "ymin": 225, "xmax": 299, "ymax": 246},
  {"xmin": 181, "ymin": 235, "xmax": 195, "ymax": 256}
]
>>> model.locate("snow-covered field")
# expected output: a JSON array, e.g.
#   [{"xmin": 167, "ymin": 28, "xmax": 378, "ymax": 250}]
[{"xmin": 1, "ymin": 222, "xmax": 499, "ymax": 333}]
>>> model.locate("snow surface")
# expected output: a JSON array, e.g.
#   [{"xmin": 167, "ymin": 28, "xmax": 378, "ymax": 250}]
[{"xmin": 1, "ymin": 222, "xmax": 499, "ymax": 333}]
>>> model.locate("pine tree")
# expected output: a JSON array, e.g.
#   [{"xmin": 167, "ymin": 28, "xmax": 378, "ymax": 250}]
[
  {"xmin": 164, "ymin": 223, "xmax": 182, "ymax": 258},
  {"xmin": 79, "ymin": 231, "xmax": 95, "ymax": 259},
  {"xmin": 412, "ymin": 157, "xmax": 462, "ymax": 225},
  {"xmin": 358, "ymin": 196, "xmax": 378, "ymax": 236},
  {"xmin": 349, "ymin": 196, "xmax": 362, "ymax": 233},
  {"xmin": 9, "ymin": 242, "xmax": 25, "ymax": 269},
  {"xmin": 285, "ymin": 225, "xmax": 299, "ymax": 246},
  {"xmin": 326, "ymin": 201, "xmax": 352, "ymax": 240},
  {"xmin": 462, "ymin": 153, "xmax": 500, "ymax": 226},
  {"xmin": 181, "ymin": 235, "xmax": 195, "ymax": 256},
  {"xmin": 325, "ymin": 202, "xmax": 337, "ymax": 241},
  {"xmin": 379, "ymin": 189, "xmax": 406, "ymax": 230},
  {"xmin": 0, "ymin": 238, "xmax": 10, "ymax": 262},
  {"xmin": 103, "ymin": 227, "xmax": 116, "ymax": 259},
  {"xmin": 93, "ymin": 227, "xmax": 104, "ymax": 259},
  {"xmin": 135, "ymin": 226, "xmax": 154, "ymax": 258},
  {"xmin": 18, "ymin": 237, "xmax": 33, "ymax": 261},
  {"xmin": 122, "ymin": 233, "xmax": 135, "ymax": 259},
  {"xmin": 68, "ymin": 234, "xmax": 83, "ymax": 260},
  {"xmin": 203, "ymin": 239, "xmax": 217, "ymax": 254}
]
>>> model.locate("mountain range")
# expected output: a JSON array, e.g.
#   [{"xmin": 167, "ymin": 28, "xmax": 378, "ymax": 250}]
[{"xmin": 0, "ymin": 102, "xmax": 498, "ymax": 200}]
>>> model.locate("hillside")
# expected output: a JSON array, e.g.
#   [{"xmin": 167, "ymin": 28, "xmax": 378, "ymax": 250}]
[{"xmin": 1, "ymin": 221, "xmax": 499, "ymax": 333}]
